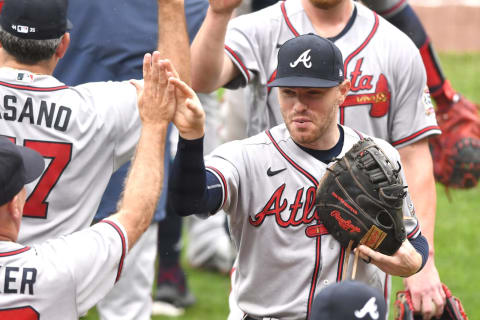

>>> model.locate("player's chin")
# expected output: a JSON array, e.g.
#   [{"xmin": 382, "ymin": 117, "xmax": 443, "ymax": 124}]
[{"xmin": 290, "ymin": 130, "xmax": 316, "ymax": 146}]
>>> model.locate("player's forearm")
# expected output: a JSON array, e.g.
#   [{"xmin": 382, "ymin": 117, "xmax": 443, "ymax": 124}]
[
  {"xmin": 398, "ymin": 139, "xmax": 437, "ymax": 254},
  {"xmin": 168, "ymin": 136, "xmax": 222, "ymax": 216},
  {"xmin": 191, "ymin": 8, "xmax": 234, "ymax": 92},
  {"xmin": 157, "ymin": 0, "xmax": 191, "ymax": 84},
  {"xmin": 115, "ymin": 124, "xmax": 168, "ymax": 249}
]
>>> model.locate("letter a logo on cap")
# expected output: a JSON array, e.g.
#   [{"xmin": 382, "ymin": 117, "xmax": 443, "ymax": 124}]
[
  {"xmin": 354, "ymin": 297, "xmax": 379, "ymax": 319},
  {"xmin": 290, "ymin": 49, "xmax": 312, "ymax": 69}
]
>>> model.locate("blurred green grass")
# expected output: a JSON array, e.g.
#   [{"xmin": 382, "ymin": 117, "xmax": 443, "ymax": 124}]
[{"xmin": 83, "ymin": 52, "xmax": 480, "ymax": 320}]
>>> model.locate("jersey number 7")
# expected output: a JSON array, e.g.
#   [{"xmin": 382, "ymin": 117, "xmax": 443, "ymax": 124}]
[{"xmin": 7, "ymin": 137, "xmax": 72, "ymax": 219}]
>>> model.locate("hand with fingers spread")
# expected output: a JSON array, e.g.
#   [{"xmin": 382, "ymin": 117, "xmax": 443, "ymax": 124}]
[
  {"xmin": 131, "ymin": 53, "xmax": 175, "ymax": 126},
  {"xmin": 403, "ymin": 258, "xmax": 446, "ymax": 319},
  {"xmin": 355, "ymin": 240, "xmax": 422, "ymax": 278},
  {"xmin": 163, "ymin": 60, "xmax": 205, "ymax": 140}
]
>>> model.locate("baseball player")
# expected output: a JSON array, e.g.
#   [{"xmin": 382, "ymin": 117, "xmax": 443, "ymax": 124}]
[
  {"xmin": 190, "ymin": 0, "xmax": 445, "ymax": 317},
  {"xmin": 167, "ymin": 34, "xmax": 429, "ymax": 320},
  {"xmin": 0, "ymin": 51, "xmax": 172, "ymax": 319}
]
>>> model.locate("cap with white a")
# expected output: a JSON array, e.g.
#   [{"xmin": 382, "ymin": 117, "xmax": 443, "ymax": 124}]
[
  {"xmin": 310, "ymin": 280, "xmax": 387, "ymax": 320},
  {"xmin": 268, "ymin": 33, "xmax": 344, "ymax": 88}
]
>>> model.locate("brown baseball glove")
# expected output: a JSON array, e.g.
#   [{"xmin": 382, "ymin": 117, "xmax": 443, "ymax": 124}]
[
  {"xmin": 315, "ymin": 138, "xmax": 407, "ymax": 256},
  {"xmin": 429, "ymin": 83, "xmax": 480, "ymax": 189},
  {"xmin": 394, "ymin": 283, "xmax": 468, "ymax": 320}
]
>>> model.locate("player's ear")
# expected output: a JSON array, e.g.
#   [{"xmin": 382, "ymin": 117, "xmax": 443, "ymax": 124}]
[
  {"xmin": 7, "ymin": 194, "xmax": 22, "ymax": 221},
  {"xmin": 339, "ymin": 79, "xmax": 351, "ymax": 95},
  {"xmin": 55, "ymin": 32, "xmax": 71, "ymax": 59},
  {"xmin": 337, "ymin": 79, "xmax": 351, "ymax": 104}
]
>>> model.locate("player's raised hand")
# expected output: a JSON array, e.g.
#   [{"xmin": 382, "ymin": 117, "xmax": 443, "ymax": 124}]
[
  {"xmin": 209, "ymin": 0, "xmax": 242, "ymax": 15},
  {"xmin": 163, "ymin": 60, "xmax": 205, "ymax": 140},
  {"xmin": 355, "ymin": 240, "xmax": 422, "ymax": 278},
  {"xmin": 131, "ymin": 52, "xmax": 175, "ymax": 126}
]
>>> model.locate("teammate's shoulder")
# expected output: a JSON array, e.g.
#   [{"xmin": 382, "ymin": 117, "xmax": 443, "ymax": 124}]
[
  {"xmin": 68, "ymin": 80, "xmax": 136, "ymax": 103},
  {"xmin": 356, "ymin": 3, "xmax": 417, "ymax": 48},
  {"xmin": 72, "ymin": 79, "xmax": 135, "ymax": 92}
]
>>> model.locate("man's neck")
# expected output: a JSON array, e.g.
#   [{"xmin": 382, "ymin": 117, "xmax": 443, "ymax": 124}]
[
  {"xmin": 0, "ymin": 215, "xmax": 19, "ymax": 243},
  {"xmin": 0, "ymin": 52, "xmax": 56, "ymax": 75},
  {"xmin": 301, "ymin": 0, "xmax": 354, "ymax": 38}
]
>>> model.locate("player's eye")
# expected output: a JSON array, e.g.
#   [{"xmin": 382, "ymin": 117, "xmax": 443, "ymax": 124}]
[
  {"xmin": 307, "ymin": 89, "xmax": 325, "ymax": 96},
  {"xmin": 280, "ymin": 89, "xmax": 296, "ymax": 97}
]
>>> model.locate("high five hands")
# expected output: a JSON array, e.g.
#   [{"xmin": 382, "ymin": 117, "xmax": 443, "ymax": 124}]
[{"xmin": 161, "ymin": 59, "xmax": 205, "ymax": 140}]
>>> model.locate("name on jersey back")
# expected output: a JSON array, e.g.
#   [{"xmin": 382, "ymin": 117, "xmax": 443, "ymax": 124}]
[
  {"xmin": 0, "ymin": 265, "xmax": 37, "ymax": 295},
  {"xmin": 0, "ymin": 94, "xmax": 72, "ymax": 132}
]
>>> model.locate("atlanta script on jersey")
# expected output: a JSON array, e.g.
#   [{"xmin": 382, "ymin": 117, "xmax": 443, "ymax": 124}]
[
  {"xmin": 224, "ymin": 1, "xmax": 440, "ymax": 146},
  {"xmin": 205, "ymin": 124, "xmax": 421, "ymax": 320}
]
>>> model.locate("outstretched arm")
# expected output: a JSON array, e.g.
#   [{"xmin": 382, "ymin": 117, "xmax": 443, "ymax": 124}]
[
  {"xmin": 113, "ymin": 53, "xmax": 173, "ymax": 249},
  {"xmin": 190, "ymin": 0, "xmax": 242, "ymax": 92},
  {"xmin": 158, "ymin": 0, "xmax": 191, "ymax": 84},
  {"xmin": 166, "ymin": 60, "xmax": 223, "ymax": 216}
]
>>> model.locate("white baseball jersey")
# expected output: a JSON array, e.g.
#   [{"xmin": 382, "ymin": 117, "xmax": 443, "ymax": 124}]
[
  {"xmin": 0, "ymin": 219, "xmax": 128, "ymax": 320},
  {"xmin": 0, "ymin": 67, "xmax": 140, "ymax": 244},
  {"xmin": 205, "ymin": 124, "xmax": 421, "ymax": 320},
  {"xmin": 224, "ymin": 1, "xmax": 441, "ymax": 145}
]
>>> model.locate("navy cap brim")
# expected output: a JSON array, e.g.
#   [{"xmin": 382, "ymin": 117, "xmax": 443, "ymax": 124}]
[
  {"xmin": 17, "ymin": 146, "xmax": 45, "ymax": 183},
  {"xmin": 268, "ymin": 76, "xmax": 341, "ymax": 88}
]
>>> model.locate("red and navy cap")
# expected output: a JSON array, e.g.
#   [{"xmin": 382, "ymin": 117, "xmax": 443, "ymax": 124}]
[
  {"xmin": 0, "ymin": 0, "xmax": 72, "ymax": 40},
  {"xmin": 0, "ymin": 137, "xmax": 45, "ymax": 206},
  {"xmin": 268, "ymin": 33, "xmax": 344, "ymax": 88}
]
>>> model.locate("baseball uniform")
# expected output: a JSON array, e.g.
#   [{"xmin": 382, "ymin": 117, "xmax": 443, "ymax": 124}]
[
  {"xmin": 0, "ymin": 67, "xmax": 140, "ymax": 245},
  {"xmin": 224, "ymin": 1, "xmax": 440, "ymax": 145},
  {"xmin": 0, "ymin": 218, "xmax": 127, "ymax": 320},
  {"xmin": 202, "ymin": 124, "xmax": 421, "ymax": 320}
]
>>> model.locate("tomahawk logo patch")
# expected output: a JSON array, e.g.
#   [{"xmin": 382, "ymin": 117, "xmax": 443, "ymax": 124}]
[
  {"xmin": 290, "ymin": 49, "xmax": 312, "ymax": 69},
  {"xmin": 354, "ymin": 297, "xmax": 379, "ymax": 319}
]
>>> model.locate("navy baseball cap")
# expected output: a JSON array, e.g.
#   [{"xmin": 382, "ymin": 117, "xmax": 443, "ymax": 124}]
[
  {"xmin": 268, "ymin": 34, "xmax": 344, "ymax": 88},
  {"xmin": 0, "ymin": 137, "xmax": 45, "ymax": 206},
  {"xmin": 0, "ymin": 0, "xmax": 72, "ymax": 40},
  {"xmin": 310, "ymin": 281, "xmax": 387, "ymax": 320}
]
